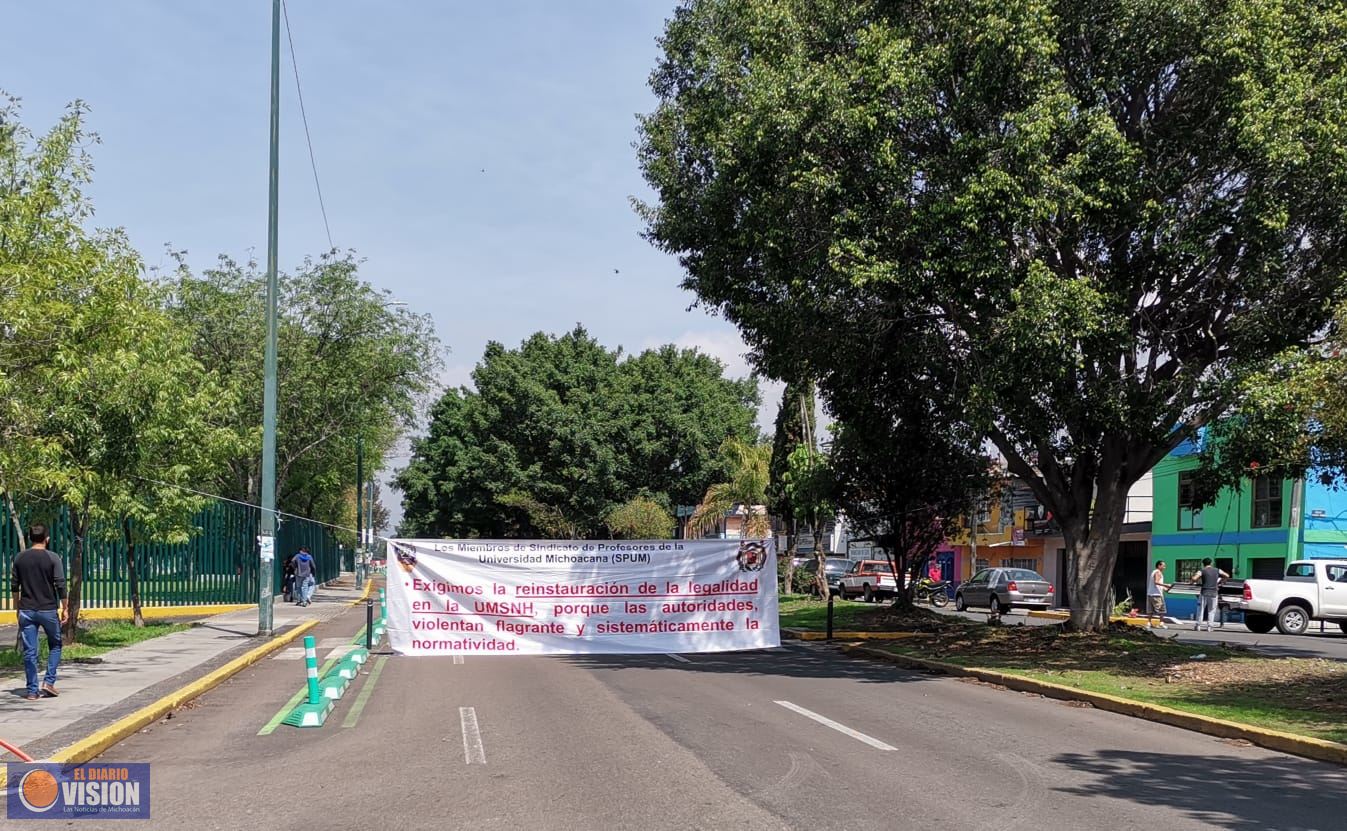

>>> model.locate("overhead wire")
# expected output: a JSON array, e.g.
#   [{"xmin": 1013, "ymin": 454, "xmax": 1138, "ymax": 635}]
[{"xmin": 281, "ymin": 0, "xmax": 335, "ymax": 252}]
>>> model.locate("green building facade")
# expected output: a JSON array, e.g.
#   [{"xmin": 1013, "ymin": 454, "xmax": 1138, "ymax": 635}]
[{"xmin": 1151, "ymin": 440, "xmax": 1297, "ymax": 583}]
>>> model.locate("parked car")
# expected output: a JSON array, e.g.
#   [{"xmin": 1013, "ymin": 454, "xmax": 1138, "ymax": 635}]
[
  {"xmin": 820, "ymin": 557, "xmax": 853, "ymax": 597},
  {"xmin": 1230, "ymin": 559, "xmax": 1347, "ymax": 635},
  {"xmin": 836, "ymin": 560, "xmax": 899, "ymax": 603},
  {"xmin": 955, "ymin": 568, "xmax": 1053, "ymax": 613},
  {"xmin": 792, "ymin": 556, "xmax": 854, "ymax": 596}
]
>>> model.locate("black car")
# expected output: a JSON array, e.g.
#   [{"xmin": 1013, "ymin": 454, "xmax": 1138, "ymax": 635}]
[{"xmin": 798, "ymin": 557, "xmax": 854, "ymax": 597}]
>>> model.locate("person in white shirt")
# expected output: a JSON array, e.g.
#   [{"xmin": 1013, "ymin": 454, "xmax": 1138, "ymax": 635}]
[{"xmin": 1147, "ymin": 560, "xmax": 1171, "ymax": 629}]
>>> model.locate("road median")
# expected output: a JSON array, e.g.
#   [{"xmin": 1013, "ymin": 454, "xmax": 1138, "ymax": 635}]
[{"xmin": 842, "ymin": 638, "xmax": 1347, "ymax": 767}]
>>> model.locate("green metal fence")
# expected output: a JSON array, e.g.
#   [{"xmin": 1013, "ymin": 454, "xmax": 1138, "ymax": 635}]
[{"xmin": 1, "ymin": 499, "xmax": 348, "ymax": 610}]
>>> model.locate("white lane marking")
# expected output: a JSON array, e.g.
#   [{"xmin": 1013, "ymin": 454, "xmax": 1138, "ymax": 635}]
[
  {"xmin": 277, "ymin": 648, "xmax": 304, "ymax": 660},
  {"xmin": 452, "ymin": 655, "xmax": 464, "ymax": 665},
  {"xmin": 773, "ymin": 701, "xmax": 897, "ymax": 751},
  {"xmin": 666, "ymin": 653, "xmax": 691, "ymax": 663},
  {"xmin": 460, "ymin": 707, "xmax": 486, "ymax": 764}
]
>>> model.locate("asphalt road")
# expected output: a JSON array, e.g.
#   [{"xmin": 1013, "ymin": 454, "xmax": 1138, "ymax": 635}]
[
  {"xmin": 939, "ymin": 607, "xmax": 1347, "ymax": 661},
  {"xmin": 18, "ymin": 602, "xmax": 1345, "ymax": 831}
]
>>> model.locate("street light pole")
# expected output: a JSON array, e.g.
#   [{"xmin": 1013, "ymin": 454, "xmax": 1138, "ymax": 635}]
[
  {"xmin": 356, "ymin": 435, "xmax": 363, "ymax": 581},
  {"xmin": 258, "ymin": 0, "xmax": 281, "ymax": 636}
]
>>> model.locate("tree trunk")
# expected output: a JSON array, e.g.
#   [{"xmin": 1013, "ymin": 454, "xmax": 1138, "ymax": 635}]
[
  {"xmin": 2, "ymin": 486, "xmax": 26, "ymax": 551},
  {"xmin": 781, "ymin": 517, "xmax": 798, "ymax": 593},
  {"xmin": 4, "ymin": 488, "xmax": 25, "ymax": 653},
  {"xmin": 64, "ymin": 501, "xmax": 89, "ymax": 643},
  {"xmin": 1062, "ymin": 476, "xmax": 1129, "ymax": 631},
  {"xmin": 124, "ymin": 518, "xmax": 145, "ymax": 628},
  {"xmin": 812, "ymin": 526, "xmax": 828, "ymax": 598}
]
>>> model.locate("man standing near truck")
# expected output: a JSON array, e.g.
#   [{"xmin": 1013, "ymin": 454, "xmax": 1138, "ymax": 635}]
[{"xmin": 1191, "ymin": 558, "xmax": 1229, "ymax": 632}]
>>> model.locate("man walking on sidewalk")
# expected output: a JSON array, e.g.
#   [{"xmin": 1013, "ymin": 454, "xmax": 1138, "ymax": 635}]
[
  {"xmin": 10, "ymin": 524, "xmax": 68, "ymax": 701},
  {"xmin": 290, "ymin": 547, "xmax": 317, "ymax": 607}
]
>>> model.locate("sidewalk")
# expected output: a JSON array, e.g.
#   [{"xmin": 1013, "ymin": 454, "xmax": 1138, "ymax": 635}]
[{"xmin": 0, "ymin": 577, "xmax": 369, "ymax": 760}]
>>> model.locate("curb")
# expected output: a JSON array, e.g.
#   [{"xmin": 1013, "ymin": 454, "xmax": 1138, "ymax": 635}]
[
  {"xmin": 349, "ymin": 578, "xmax": 375, "ymax": 606},
  {"xmin": 843, "ymin": 644, "xmax": 1347, "ymax": 767},
  {"xmin": 78, "ymin": 604, "xmax": 255, "ymax": 622},
  {"xmin": 0, "ymin": 618, "xmax": 321, "ymax": 790},
  {"xmin": 783, "ymin": 628, "xmax": 926, "ymax": 641}
]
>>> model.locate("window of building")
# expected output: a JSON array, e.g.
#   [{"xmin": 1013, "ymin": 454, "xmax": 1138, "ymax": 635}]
[
  {"xmin": 1178, "ymin": 472, "xmax": 1203, "ymax": 530},
  {"xmin": 1251, "ymin": 478, "xmax": 1283, "ymax": 528},
  {"xmin": 1000, "ymin": 558, "xmax": 1038, "ymax": 571},
  {"xmin": 974, "ymin": 558, "xmax": 989, "ymax": 572},
  {"xmin": 1175, "ymin": 559, "xmax": 1205, "ymax": 582}
]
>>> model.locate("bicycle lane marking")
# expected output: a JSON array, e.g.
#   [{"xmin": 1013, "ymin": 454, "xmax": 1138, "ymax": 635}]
[
  {"xmin": 258, "ymin": 655, "xmax": 340, "ymax": 736},
  {"xmin": 341, "ymin": 656, "xmax": 389, "ymax": 729}
]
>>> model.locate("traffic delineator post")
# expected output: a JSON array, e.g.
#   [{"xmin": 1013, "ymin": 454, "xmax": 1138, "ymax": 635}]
[{"xmin": 282, "ymin": 635, "xmax": 333, "ymax": 727}]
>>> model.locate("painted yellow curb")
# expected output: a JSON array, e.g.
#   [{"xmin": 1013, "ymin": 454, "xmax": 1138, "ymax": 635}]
[
  {"xmin": 1026, "ymin": 609, "xmax": 1176, "ymax": 629},
  {"xmin": 1027, "ymin": 610, "xmax": 1070, "ymax": 621},
  {"xmin": 844, "ymin": 644, "xmax": 1347, "ymax": 767},
  {"xmin": 349, "ymin": 578, "xmax": 375, "ymax": 606},
  {"xmin": 78, "ymin": 604, "xmax": 254, "ymax": 622},
  {"xmin": 0, "ymin": 619, "xmax": 321, "ymax": 789},
  {"xmin": 784, "ymin": 628, "xmax": 926, "ymax": 641}
]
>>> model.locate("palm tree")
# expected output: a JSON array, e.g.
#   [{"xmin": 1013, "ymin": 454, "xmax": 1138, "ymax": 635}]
[{"xmin": 688, "ymin": 437, "xmax": 772, "ymax": 538}]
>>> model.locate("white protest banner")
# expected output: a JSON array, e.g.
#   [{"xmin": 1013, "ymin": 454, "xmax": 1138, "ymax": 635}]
[{"xmin": 385, "ymin": 538, "xmax": 779, "ymax": 656}]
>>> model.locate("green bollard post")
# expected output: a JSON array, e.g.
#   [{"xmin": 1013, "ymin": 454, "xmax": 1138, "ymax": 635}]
[
  {"xmin": 379, "ymin": 588, "xmax": 386, "ymax": 623},
  {"xmin": 281, "ymin": 632, "xmax": 335, "ymax": 727},
  {"xmin": 304, "ymin": 635, "xmax": 320, "ymax": 705}
]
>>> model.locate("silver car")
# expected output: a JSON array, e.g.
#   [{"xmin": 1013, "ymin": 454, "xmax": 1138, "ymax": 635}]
[{"xmin": 955, "ymin": 568, "xmax": 1053, "ymax": 613}]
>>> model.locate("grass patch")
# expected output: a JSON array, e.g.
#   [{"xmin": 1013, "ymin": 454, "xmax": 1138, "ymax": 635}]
[
  {"xmin": 883, "ymin": 625, "xmax": 1347, "ymax": 744},
  {"xmin": 1, "ymin": 620, "xmax": 191, "ymax": 672},
  {"xmin": 778, "ymin": 594, "xmax": 969, "ymax": 633}
]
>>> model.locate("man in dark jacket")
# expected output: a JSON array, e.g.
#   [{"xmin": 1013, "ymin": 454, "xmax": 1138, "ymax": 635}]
[
  {"xmin": 10, "ymin": 524, "xmax": 67, "ymax": 700},
  {"xmin": 290, "ymin": 547, "xmax": 318, "ymax": 607}
]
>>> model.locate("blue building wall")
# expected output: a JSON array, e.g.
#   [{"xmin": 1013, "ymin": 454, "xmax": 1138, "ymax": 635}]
[{"xmin": 1301, "ymin": 473, "xmax": 1347, "ymax": 560}]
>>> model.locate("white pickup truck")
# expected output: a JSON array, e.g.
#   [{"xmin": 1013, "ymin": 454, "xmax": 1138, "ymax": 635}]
[{"xmin": 1235, "ymin": 560, "xmax": 1347, "ymax": 635}]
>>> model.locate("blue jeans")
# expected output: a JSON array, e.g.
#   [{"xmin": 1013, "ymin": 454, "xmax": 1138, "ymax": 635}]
[
  {"xmin": 18, "ymin": 609, "xmax": 62, "ymax": 695},
  {"xmin": 299, "ymin": 576, "xmax": 315, "ymax": 603}
]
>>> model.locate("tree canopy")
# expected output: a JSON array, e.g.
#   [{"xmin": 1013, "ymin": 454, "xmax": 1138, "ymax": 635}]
[
  {"xmin": 2, "ymin": 97, "xmax": 439, "ymax": 623},
  {"xmin": 163, "ymin": 251, "xmax": 440, "ymax": 536},
  {"xmin": 639, "ymin": 0, "xmax": 1347, "ymax": 628},
  {"xmin": 395, "ymin": 327, "xmax": 759, "ymax": 539}
]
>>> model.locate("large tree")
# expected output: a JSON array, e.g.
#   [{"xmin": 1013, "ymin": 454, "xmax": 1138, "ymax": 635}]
[
  {"xmin": 639, "ymin": 0, "xmax": 1347, "ymax": 628},
  {"xmin": 164, "ymin": 252, "xmax": 440, "ymax": 531},
  {"xmin": 0, "ymin": 99, "xmax": 239, "ymax": 636},
  {"xmin": 830, "ymin": 391, "xmax": 991, "ymax": 607},
  {"xmin": 396, "ymin": 327, "xmax": 759, "ymax": 538}
]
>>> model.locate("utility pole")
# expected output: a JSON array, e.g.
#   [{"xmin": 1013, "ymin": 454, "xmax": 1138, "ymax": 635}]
[
  {"xmin": 356, "ymin": 436, "xmax": 363, "ymax": 579},
  {"xmin": 258, "ymin": 0, "xmax": 281, "ymax": 636}
]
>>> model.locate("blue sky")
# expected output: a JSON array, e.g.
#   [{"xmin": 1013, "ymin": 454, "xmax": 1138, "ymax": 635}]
[{"xmin": 6, "ymin": 2, "xmax": 783, "ymax": 520}]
